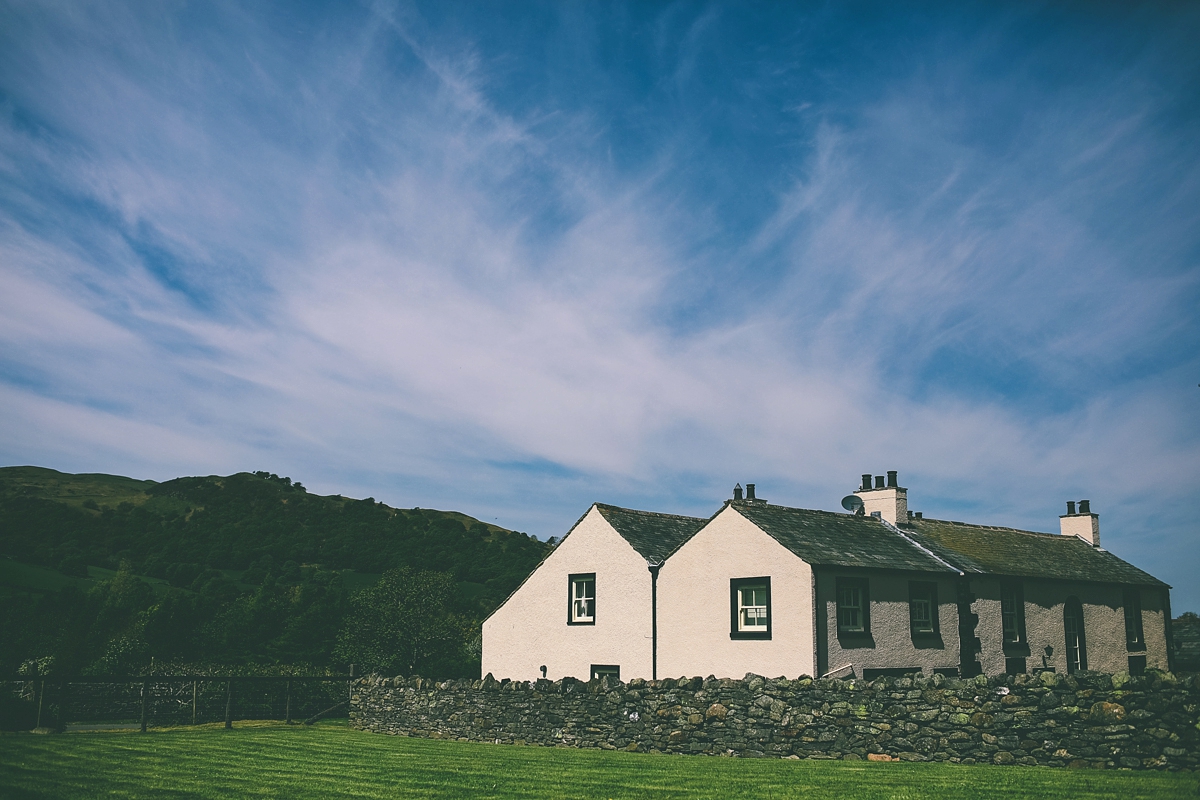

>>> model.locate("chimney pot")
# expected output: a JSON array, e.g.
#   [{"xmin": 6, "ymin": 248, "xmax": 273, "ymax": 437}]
[
  {"xmin": 746, "ymin": 483, "xmax": 756, "ymax": 501},
  {"xmin": 861, "ymin": 474, "xmax": 872, "ymax": 491},
  {"xmin": 733, "ymin": 484, "xmax": 743, "ymax": 501},
  {"xmin": 1066, "ymin": 500, "xmax": 1076, "ymax": 515},
  {"xmin": 887, "ymin": 470, "xmax": 898, "ymax": 488},
  {"xmin": 915, "ymin": 512, "xmax": 923, "ymax": 519},
  {"xmin": 874, "ymin": 475, "xmax": 884, "ymax": 489},
  {"xmin": 1079, "ymin": 499, "xmax": 1090, "ymax": 514}
]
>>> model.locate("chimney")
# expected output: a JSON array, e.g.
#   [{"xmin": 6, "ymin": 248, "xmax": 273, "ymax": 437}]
[
  {"xmin": 854, "ymin": 470, "xmax": 908, "ymax": 526},
  {"xmin": 733, "ymin": 483, "xmax": 743, "ymax": 501},
  {"xmin": 1060, "ymin": 499, "xmax": 1099, "ymax": 547},
  {"xmin": 746, "ymin": 484, "xmax": 756, "ymax": 501}
]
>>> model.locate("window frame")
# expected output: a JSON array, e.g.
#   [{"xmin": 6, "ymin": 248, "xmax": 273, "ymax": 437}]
[
  {"xmin": 1000, "ymin": 580, "xmax": 1026, "ymax": 647},
  {"xmin": 567, "ymin": 573, "xmax": 596, "ymax": 626},
  {"xmin": 908, "ymin": 581, "xmax": 939, "ymax": 638},
  {"xmin": 1063, "ymin": 596, "xmax": 1088, "ymax": 674},
  {"xmin": 729, "ymin": 576, "xmax": 772, "ymax": 640},
  {"xmin": 590, "ymin": 664, "xmax": 620, "ymax": 682},
  {"xmin": 836, "ymin": 577, "xmax": 871, "ymax": 636},
  {"xmin": 1123, "ymin": 588, "xmax": 1146, "ymax": 652}
]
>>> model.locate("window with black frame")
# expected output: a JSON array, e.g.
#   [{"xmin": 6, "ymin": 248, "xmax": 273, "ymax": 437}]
[
  {"xmin": 1123, "ymin": 588, "xmax": 1145, "ymax": 652},
  {"xmin": 729, "ymin": 577, "xmax": 771, "ymax": 640},
  {"xmin": 836, "ymin": 577, "xmax": 870, "ymax": 635},
  {"xmin": 908, "ymin": 581, "xmax": 938, "ymax": 638},
  {"xmin": 568, "ymin": 573, "xmax": 595, "ymax": 625},
  {"xmin": 1063, "ymin": 597, "xmax": 1087, "ymax": 674},
  {"xmin": 1000, "ymin": 581, "xmax": 1026, "ymax": 646}
]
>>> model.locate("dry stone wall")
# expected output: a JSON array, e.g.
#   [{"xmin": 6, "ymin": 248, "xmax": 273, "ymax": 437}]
[{"xmin": 351, "ymin": 670, "xmax": 1199, "ymax": 771}]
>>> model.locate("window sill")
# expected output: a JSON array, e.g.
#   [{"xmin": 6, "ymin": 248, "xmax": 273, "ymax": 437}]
[
  {"xmin": 1002, "ymin": 642, "xmax": 1030, "ymax": 657},
  {"xmin": 910, "ymin": 633, "xmax": 944, "ymax": 649},
  {"xmin": 730, "ymin": 630, "xmax": 771, "ymax": 640},
  {"xmin": 837, "ymin": 632, "xmax": 875, "ymax": 649}
]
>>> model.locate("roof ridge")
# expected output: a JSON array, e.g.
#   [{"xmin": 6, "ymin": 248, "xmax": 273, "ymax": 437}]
[
  {"xmin": 593, "ymin": 502, "xmax": 706, "ymax": 522},
  {"xmin": 735, "ymin": 502, "xmax": 862, "ymax": 519},
  {"xmin": 916, "ymin": 517, "xmax": 1060, "ymax": 538}
]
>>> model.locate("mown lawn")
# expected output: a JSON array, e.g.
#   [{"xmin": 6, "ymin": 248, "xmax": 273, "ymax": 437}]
[{"xmin": 0, "ymin": 721, "xmax": 1195, "ymax": 799}]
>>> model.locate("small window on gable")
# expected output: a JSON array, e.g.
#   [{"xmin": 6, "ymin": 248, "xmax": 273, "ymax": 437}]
[
  {"xmin": 1123, "ymin": 588, "xmax": 1145, "ymax": 652},
  {"xmin": 568, "ymin": 573, "xmax": 595, "ymax": 625},
  {"xmin": 729, "ymin": 577, "xmax": 771, "ymax": 640},
  {"xmin": 909, "ymin": 581, "xmax": 938, "ymax": 637},
  {"xmin": 1000, "ymin": 580, "xmax": 1026, "ymax": 645},
  {"xmin": 836, "ymin": 577, "xmax": 870, "ymax": 635}
]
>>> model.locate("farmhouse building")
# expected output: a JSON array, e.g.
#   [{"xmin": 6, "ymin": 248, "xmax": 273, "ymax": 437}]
[{"xmin": 481, "ymin": 473, "xmax": 1172, "ymax": 682}]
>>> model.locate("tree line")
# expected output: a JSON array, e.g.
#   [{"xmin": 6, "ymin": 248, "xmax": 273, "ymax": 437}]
[{"xmin": 0, "ymin": 469, "xmax": 551, "ymax": 677}]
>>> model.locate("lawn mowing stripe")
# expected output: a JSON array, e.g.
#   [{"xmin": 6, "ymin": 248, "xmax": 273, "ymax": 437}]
[{"xmin": 0, "ymin": 725, "xmax": 1194, "ymax": 799}]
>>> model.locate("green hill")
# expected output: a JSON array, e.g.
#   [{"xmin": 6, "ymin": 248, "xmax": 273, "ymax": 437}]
[{"xmin": 0, "ymin": 467, "xmax": 550, "ymax": 676}]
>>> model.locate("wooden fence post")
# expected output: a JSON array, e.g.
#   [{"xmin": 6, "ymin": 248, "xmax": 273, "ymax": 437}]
[
  {"xmin": 224, "ymin": 680, "xmax": 233, "ymax": 729},
  {"xmin": 285, "ymin": 680, "xmax": 292, "ymax": 724},
  {"xmin": 140, "ymin": 679, "xmax": 149, "ymax": 733},
  {"xmin": 36, "ymin": 679, "xmax": 45, "ymax": 729},
  {"xmin": 192, "ymin": 681, "xmax": 197, "ymax": 726}
]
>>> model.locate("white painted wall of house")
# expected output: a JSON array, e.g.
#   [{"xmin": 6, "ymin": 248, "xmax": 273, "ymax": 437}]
[
  {"xmin": 657, "ymin": 505, "xmax": 816, "ymax": 680},
  {"xmin": 481, "ymin": 506, "xmax": 653, "ymax": 681}
]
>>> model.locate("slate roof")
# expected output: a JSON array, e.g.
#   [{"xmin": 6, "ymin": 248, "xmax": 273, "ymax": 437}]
[
  {"xmin": 594, "ymin": 503, "xmax": 707, "ymax": 563},
  {"xmin": 728, "ymin": 502, "xmax": 957, "ymax": 573},
  {"xmin": 906, "ymin": 518, "xmax": 1167, "ymax": 587}
]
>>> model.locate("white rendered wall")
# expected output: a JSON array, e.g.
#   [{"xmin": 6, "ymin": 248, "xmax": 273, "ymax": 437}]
[
  {"xmin": 854, "ymin": 487, "xmax": 907, "ymax": 526},
  {"xmin": 481, "ymin": 506, "xmax": 653, "ymax": 682},
  {"xmin": 657, "ymin": 506, "xmax": 815, "ymax": 680}
]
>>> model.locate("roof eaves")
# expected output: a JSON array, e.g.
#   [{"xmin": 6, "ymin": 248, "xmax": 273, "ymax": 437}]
[{"xmin": 481, "ymin": 503, "xmax": 599, "ymax": 624}]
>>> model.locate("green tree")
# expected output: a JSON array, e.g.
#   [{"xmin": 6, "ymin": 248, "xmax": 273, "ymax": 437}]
[{"xmin": 334, "ymin": 567, "xmax": 471, "ymax": 677}]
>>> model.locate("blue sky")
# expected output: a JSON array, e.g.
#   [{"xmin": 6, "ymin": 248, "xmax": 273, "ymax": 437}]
[{"xmin": 2, "ymin": 2, "xmax": 1198, "ymax": 609}]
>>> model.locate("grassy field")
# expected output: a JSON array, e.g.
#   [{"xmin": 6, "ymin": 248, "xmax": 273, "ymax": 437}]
[{"xmin": 0, "ymin": 722, "xmax": 1195, "ymax": 799}]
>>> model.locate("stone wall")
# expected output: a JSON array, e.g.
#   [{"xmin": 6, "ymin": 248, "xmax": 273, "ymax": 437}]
[{"xmin": 351, "ymin": 670, "xmax": 1199, "ymax": 771}]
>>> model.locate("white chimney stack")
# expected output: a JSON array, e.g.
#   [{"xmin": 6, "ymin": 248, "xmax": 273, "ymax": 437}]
[
  {"xmin": 854, "ymin": 470, "xmax": 908, "ymax": 526},
  {"xmin": 1060, "ymin": 500, "xmax": 1099, "ymax": 546}
]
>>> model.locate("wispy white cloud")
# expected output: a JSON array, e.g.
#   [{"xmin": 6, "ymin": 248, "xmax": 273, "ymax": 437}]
[{"xmin": 1, "ymin": 2, "xmax": 1197, "ymax": 604}]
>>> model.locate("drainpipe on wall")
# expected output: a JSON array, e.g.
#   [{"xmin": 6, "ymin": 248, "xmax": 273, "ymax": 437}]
[{"xmin": 647, "ymin": 561, "xmax": 662, "ymax": 680}]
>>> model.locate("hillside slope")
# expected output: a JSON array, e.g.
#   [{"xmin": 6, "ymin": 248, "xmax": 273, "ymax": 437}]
[{"xmin": 0, "ymin": 467, "xmax": 550, "ymax": 675}]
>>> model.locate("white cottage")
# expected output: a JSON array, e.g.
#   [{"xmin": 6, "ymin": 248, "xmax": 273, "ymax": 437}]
[{"xmin": 481, "ymin": 474, "xmax": 1173, "ymax": 682}]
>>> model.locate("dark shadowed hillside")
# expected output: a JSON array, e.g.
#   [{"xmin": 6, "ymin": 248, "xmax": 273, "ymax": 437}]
[{"xmin": 0, "ymin": 467, "xmax": 550, "ymax": 676}]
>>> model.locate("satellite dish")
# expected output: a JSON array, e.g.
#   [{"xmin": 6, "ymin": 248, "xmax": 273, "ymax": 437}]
[{"xmin": 841, "ymin": 495, "xmax": 863, "ymax": 513}]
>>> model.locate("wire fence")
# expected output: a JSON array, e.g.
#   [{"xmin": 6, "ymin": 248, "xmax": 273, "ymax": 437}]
[{"xmin": 3, "ymin": 674, "xmax": 355, "ymax": 730}]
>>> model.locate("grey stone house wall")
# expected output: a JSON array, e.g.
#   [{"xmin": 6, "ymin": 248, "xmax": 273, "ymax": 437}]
[
  {"xmin": 351, "ymin": 670, "xmax": 1198, "ymax": 771},
  {"xmin": 971, "ymin": 579, "xmax": 1169, "ymax": 676},
  {"xmin": 816, "ymin": 570, "xmax": 961, "ymax": 678}
]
